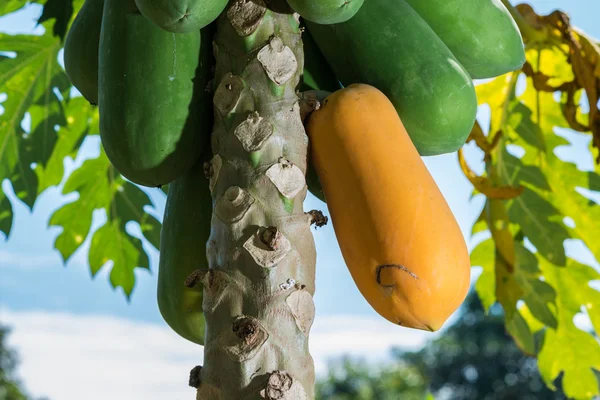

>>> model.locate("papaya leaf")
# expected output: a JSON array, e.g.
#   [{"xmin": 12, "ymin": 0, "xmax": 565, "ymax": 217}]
[
  {"xmin": 500, "ymin": 149, "xmax": 551, "ymax": 191},
  {"xmin": 37, "ymin": 97, "xmax": 97, "ymax": 192},
  {"xmin": 50, "ymin": 154, "xmax": 111, "ymax": 262},
  {"xmin": 475, "ymin": 73, "xmax": 515, "ymax": 134},
  {"xmin": 37, "ymin": 0, "xmax": 73, "ymax": 40},
  {"xmin": 470, "ymin": 206, "xmax": 488, "ymax": 236},
  {"xmin": 88, "ymin": 220, "xmax": 147, "ymax": 297},
  {"xmin": 515, "ymin": 242, "xmax": 539, "ymax": 274},
  {"xmin": 469, "ymin": 13, "xmax": 600, "ymax": 398},
  {"xmin": 50, "ymin": 151, "xmax": 159, "ymax": 298},
  {"xmin": 471, "ymin": 238, "xmax": 496, "ymax": 312},
  {"xmin": 515, "ymin": 275, "xmax": 557, "ymax": 329},
  {"xmin": 140, "ymin": 212, "xmax": 161, "ymax": 250},
  {"xmin": 526, "ymin": 47, "xmax": 574, "ymax": 89},
  {"xmin": 0, "ymin": 31, "xmax": 67, "ymax": 215},
  {"xmin": 0, "ymin": 1, "xmax": 31, "ymax": 17},
  {"xmin": 519, "ymin": 304, "xmax": 546, "ymax": 335},
  {"xmin": 537, "ymin": 258, "xmax": 600, "ymax": 399},
  {"xmin": 507, "ymin": 188, "xmax": 568, "ymax": 266},
  {"xmin": 0, "ymin": 188, "xmax": 13, "ymax": 239},
  {"xmin": 508, "ymin": 103, "xmax": 546, "ymax": 151},
  {"xmin": 505, "ymin": 309, "xmax": 535, "ymax": 355}
]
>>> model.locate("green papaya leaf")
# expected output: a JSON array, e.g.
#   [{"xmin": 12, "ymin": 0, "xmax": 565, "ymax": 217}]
[
  {"xmin": 500, "ymin": 149, "xmax": 551, "ymax": 191},
  {"xmin": 0, "ymin": 189, "xmax": 13, "ymax": 239},
  {"xmin": 471, "ymin": 238, "xmax": 496, "ymax": 312},
  {"xmin": 0, "ymin": 1, "xmax": 30, "ymax": 17},
  {"xmin": 505, "ymin": 309, "xmax": 535, "ymax": 355},
  {"xmin": 50, "ymin": 150, "xmax": 160, "ymax": 298},
  {"xmin": 50, "ymin": 153, "xmax": 111, "ymax": 262},
  {"xmin": 537, "ymin": 259, "xmax": 600, "ymax": 399},
  {"xmin": 37, "ymin": 0, "xmax": 74, "ymax": 40},
  {"xmin": 508, "ymin": 189, "xmax": 568, "ymax": 266},
  {"xmin": 0, "ymin": 30, "xmax": 68, "ymax": 225},
  {"xmin": 508, "ymin": 103, "xmax": 546, "ymax": 151},
  {"xmin": 37, "ymin": 97, "xmax": 97, "ymax": 192}
]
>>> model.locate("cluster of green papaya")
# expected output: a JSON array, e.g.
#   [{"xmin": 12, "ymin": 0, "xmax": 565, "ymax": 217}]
[
  {"xmin": 63, "ymin": 0, "xmax": 226, "ymax": 344},
  {"xmin": 63, "ymin": 0, "xmax": 524, "ymax": 345},
  {"xmin": 301, "ymin": 0, "xmax": 525, "ymax": 157}
]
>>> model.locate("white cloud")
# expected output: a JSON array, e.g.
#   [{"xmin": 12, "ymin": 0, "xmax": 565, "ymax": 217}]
[
  {"xmin": 0, "ymin": 308, "xmax": 431, "ymax": 400},
  {"xmin": 1, "ymin": 308, "xmax": 202, "ymax": 400},
  {"xmin": 0, "ymin": 250, "xmax": 59, "ymax": 270}
]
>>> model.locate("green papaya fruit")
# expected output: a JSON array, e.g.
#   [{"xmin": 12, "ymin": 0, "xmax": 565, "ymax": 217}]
[
  {"xmin": 133, "ymin": 0, "xmax": 227, "ymax": 33},
  {"xmin": 404, "ymin": 0, "xmax": 525, "ymax": 79},
  {"xmin": 306, "ymin": 0, "xmax": 477, "ymax": 156},
  {"xmin": 286, "ymin": 0, "xmax": 364, "ymax": 24},
  {"xmin": 98, "ymin": 0, "xmax": 213, "ymax": 187},
  {"xmin": 64, "ymin": 0, "xmax": 104, "ymax": 105},
  {"xmin": 158, "ymin": 159, "xmax": 211, "ymax": 345},
  {"xmin": 300, "ymin": 30, "xmax": 338, "ymax": 202},
  {"xmin": 300, "ymin": 28, "xmax": 341, "ymax": 93}
]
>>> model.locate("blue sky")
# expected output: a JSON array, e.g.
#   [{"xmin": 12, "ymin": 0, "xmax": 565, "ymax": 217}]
[{"xmin": 1, "ymin": 1, "xmax": 599, "ymax": 399}]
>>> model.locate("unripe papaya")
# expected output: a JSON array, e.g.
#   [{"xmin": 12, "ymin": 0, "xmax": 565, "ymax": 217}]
[
  {"xmin": 133, "ymin": 0, "xmax": 227, "ymax": 33},
  {"xmin": 98, "ymin": 0, "xmax": 213, "ymax": 187},
  {"xmin": 63, "ymin": 0, "xmax": 104, "ymax": 105},
  {"xmin": 307, "ymin": 84, "xmax": 470, "ymax": 331},
  {"xmin": 158, "ymin": 159, "xmax": 211, "ymax": 345},
  {"xmin": 404, "ymin": 0, "xmax": 525, "ymax": 79},
  {"xmin": 306, "ymin": 0, "xmax": 477, "ymax": 156},
  {"xmin": 300, "ymin": 30, "xmax": 338, "ymax": 203},
  {"xmin": 286, "ymin": 0, "xmax": 364, "ymax": 25},
  {"xmin": 300, "ymin": 29, "xmax": 341, "ymax": 93}
]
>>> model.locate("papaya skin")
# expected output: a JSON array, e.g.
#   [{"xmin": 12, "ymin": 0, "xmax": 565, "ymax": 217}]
[
  {"xmin": 63, "ymin": 0, "xmax": 104, "ymax": 105},
  {"xmin": 286, "ymin": 0, "xmax": 364, "ymax": 25},
  {"xmin": 98, "ymin": 0, "xmax": 213, "ymax": 187},
  {"xmin": 306, "ymin": 0, "xmax": 477, "ymax": 156},
  {"xmin": 300, "ymin": 28, "xmax": 341, "ymax": 94},
  {"xmin": 307, "ymin": 84, "xmax": 471, "ymax": 331},
  {"xmin": 133, "ymin": 0, "xmax": 227, "ymax": 33},
  {"xmin": 157, "ymin": 159, "xmax": 211, "ymax": 345},
  {"xmin": 404, "ymin": 0, "xmax": 525, "ymax": 79}
]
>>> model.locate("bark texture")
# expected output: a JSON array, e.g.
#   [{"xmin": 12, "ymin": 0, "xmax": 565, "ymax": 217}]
[{"xmin": 195, "ymin": 1, "xmax": 317, "ymax": 398}]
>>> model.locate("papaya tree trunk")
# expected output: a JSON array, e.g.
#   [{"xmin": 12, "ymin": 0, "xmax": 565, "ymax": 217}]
[{"xmin": 193, "ymin": 1, "xmax": 317, "ymax": 398}]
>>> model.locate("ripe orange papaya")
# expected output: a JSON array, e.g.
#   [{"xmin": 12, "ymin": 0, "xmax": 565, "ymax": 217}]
[{"xmin": 307, "ymin": 84, "xmax": 470, "ymax": 331}]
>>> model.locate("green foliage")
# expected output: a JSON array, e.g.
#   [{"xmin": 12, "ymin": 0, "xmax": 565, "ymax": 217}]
[
  {"xmin": 0, "ymin": 29, "xmax": 69, "ymax": 218},
  {"xmin": 467, "ymin": 8, "xmax": 600, "ymax": 397},
  {"xmin": 0, "ymin": 1, "xmax": 34, "ymax": 16},
  {"xmin": 0, "ymin": 3, "xmax": 160, "ymax": 298},
  {"xmin": 50, "ymin": 149, "xmax": 161, "ymax": 297},
  {"xmin": 37, "ymin": 0, "xmax": 73, "ymax": 39}
]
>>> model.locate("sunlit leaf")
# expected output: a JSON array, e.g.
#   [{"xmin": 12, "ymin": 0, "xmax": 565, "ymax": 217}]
[
  {"xmin": 508, "ymin": 189, "xmax": 568, "ymax": 266},
  {"xmin": 0, "ymin": 31, "xmax": 67, "ymax": 212},
  {"xmin": 505, "ymin": 309, "xmax": 535, "ymax": 355},
  {"xmin": 37, "ymin": 97, "xmax": 97, "ymax": 192},
  {"xmin": 471, "ymin": 238, "xmax": 496, "ymax": 312},
  {"xmin": 537, "ymin": 259, "xmax": 600, "ymax": 399},
  {"xmin": 50, "ymin": 150, "xmax": 159, "ymax": 298},
  {"xmin": 0, "ymin": 0, "xmax": 30, "ymax": 16}
]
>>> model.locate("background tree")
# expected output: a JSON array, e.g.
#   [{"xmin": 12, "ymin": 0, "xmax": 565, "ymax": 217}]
[
  {"xmin": 1, "ymin": 0, "xmax": 599, "ymax": 399},
  {"xmin": 317, "ymin": 293, "xmax": 570, "ymax": 400},
  {"xmin": 0, "ymin": 324, "xmax": 48, "ymax": 400}
]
